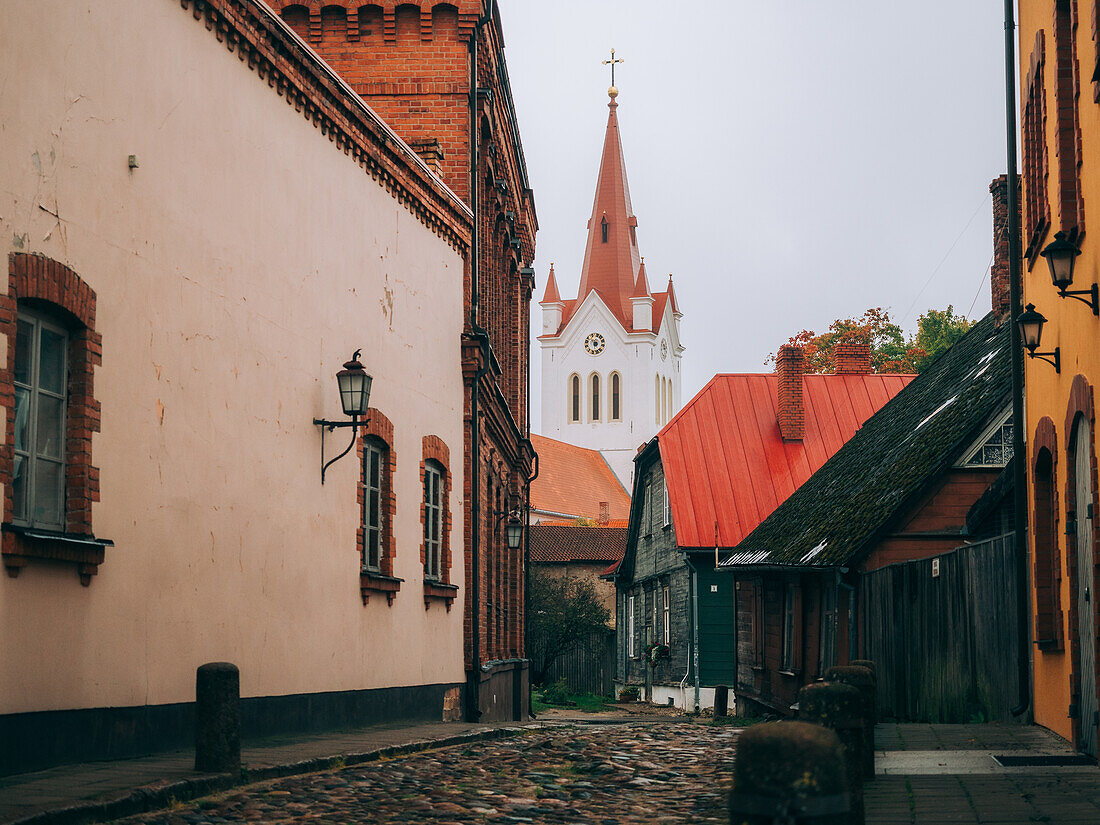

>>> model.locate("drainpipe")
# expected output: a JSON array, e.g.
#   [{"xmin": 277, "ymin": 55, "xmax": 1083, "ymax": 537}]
[
  {"xmin": 464, "ymin": 0, "xmax": 494, "ymax": 723},
  {"xmin": 1003, "ymin": 0, "xmax": 1031, "ymax": 718},
  {"xmin": 683, "ymin": 553, "xmax": 701, "ymax": 714}
]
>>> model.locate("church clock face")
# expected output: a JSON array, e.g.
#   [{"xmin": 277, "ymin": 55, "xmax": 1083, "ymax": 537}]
[
  {"xmin": 660, "ymin": 339, "xmax": 668, "ymax": 360},
  {"xmin": 584, "ymin": 332, "xmax": 606, "ymax": 355}
]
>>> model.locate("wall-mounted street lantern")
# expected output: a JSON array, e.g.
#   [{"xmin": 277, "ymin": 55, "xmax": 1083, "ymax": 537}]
[
  {"xmin": 313, "ymin": 350, "xmax": 372, "ymax": 484},
  {"xmin": 495, "ymin": 496, "xmax": 525, "ymax": 550},
  {"xmin": 1041, "ymin": 231, "xmax": 1098, "ymax": 315},
  {"xmin": 1017, "ymin": 304, "xmax": 1061, "ymax": 373}
]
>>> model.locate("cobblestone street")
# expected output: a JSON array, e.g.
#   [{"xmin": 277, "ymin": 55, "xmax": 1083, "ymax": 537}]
[{"xmin": 113, "ymin": 723, "xmax": 734, "ymax": 825}]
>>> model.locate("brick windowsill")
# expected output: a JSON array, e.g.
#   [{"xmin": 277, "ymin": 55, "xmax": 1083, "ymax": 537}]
[
  {"xmin": 423, "ymin": 580, "xmax": 459, "ymax": 611},
  {"xmin": 2, "ymin": 524, "xmax": 113, "ymax": 586},
  {"xmin": 360, "ymin": 571, "xmax": 403, "ymax": 605}
]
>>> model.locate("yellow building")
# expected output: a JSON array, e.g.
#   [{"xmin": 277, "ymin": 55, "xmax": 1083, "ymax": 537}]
[{"xmin": 1018, "ymin": 0, "xmax": 1100, "ymax": 756}]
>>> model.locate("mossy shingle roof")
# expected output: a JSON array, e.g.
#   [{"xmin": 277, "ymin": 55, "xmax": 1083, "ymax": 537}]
[{"xmin": 720, "ymin": 313, "xmax": 1011, "ymax": 570}]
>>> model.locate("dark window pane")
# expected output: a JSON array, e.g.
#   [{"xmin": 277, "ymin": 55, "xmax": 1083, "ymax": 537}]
[
  {"xmin": 12, "ymin": 455, "xmax": 26, "ymax": 521},
  {"xmin": 13, "ymin": 386, "xmax": 29, "ymax": 454},
  {"xmin": 38, "ymin": 328, "xmax": 66, "ymax": 395},
  {"xmin": 36, "ymin": 394, "xmax": 64, "ymax": 460},
  {"xmin": 14, "ymin": 320, "xmax": 32, "ymax": 385},
  {"xmin": 34, "ymin": 459, "xmax": 64, "ymax": 526}
]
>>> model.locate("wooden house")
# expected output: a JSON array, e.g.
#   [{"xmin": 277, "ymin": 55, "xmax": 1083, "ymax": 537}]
[
  {"xmin": 721, "ymin": 313, "xmax": 1014, "ymax": 718},
  {"xmin": 612, "ymin": 348, "xmax": 913, "ymax": 709}
]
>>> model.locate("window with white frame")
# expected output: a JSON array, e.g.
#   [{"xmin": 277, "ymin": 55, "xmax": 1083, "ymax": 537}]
[
  {"xmin": 662, "ymin": 584, "xmax": 670, "ymax": 644},
  {"xmin": 627, "ymin": 594, "xmax": 636, "ymax": 658},
  {"xmin": 423, "ymin": 461, "xmax": 443, "ymax": 579},
  {"xmin": 958, "ymin": 408, "xmax": 1013, "ymax": 468},
  {"xmin": 13, "ymin": 311, "xmax": 68, "ymax": 530},
  {"xmin": 362, "ymin": 440, "xmax": 385, "ymax": 572},
  {"xmin": 662, "ymin": 480, "xmax": 671, "ymax": 527}
]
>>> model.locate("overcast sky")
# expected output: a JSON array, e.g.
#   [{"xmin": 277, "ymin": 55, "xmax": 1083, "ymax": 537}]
[{"xmin": 497, "ymin": 1, "xmax": 1010, "ymax": 434}]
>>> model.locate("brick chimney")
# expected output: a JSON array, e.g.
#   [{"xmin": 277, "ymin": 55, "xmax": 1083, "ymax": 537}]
[
  {"xmin": 776, "ymin": 345, "xmax": 805, "ymax": 441},
  {"xmin": 409, "ymin": 138, "xmax": 445, "ymax": 176},
  {"xmin": 833, "ymin": 341, "xmax": 872, "ymax": 375},
  {"xmin": 598, "ymin": 501, "xmax": 610, "ymax": 526},
  {"xmin": 989, "ymin": 175, "xmax": 1020, "ymax": 328}
]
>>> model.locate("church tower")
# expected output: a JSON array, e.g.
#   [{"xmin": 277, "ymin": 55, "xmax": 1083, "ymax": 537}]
[{"xmin": 539, "ymin": 82, "xmax": 684, "ymax": 487}]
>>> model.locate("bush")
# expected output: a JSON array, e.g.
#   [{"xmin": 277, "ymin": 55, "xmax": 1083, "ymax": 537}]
[
  {"xmin": 618, "ymin": 686, "xmax": 640, "ymax": 702},
  {"xmin": 542, "ymin": 678, "xmax": 570, "ymax": 706}
]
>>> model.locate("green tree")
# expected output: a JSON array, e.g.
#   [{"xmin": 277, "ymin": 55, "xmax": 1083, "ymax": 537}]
[
  {"xmin": 911, "ymin": 306, "xmax": 974, "ymax": 372},
  {"xmin": 527, "ymin": 569, "xmax": 611, "ymax": 686}
]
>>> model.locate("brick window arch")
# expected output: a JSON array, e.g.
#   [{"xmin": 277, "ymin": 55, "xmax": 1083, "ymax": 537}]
[
  {"xmin": 1033, "ymin": 416, "xmax": 1064, "ymax": 650},
  {"xmin": 358, "ymin": 408, "xmax": 400, "ymax": 605},
  {"xmin": 421, "ymin": 435, "xmax": 457, "ymax": 610},
  {"xmin": 1, "ymin": 253, "xmax": 105, "ymax": 585}
]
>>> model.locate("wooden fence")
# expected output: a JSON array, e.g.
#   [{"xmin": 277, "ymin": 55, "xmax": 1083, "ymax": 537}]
[
  {"xmin": 860, "ymin": 534, "xmax": 1021, "ymax": 723},
  {"xmin": 539, "ymin": 629, "xmax": 616, "ymax": 697}
]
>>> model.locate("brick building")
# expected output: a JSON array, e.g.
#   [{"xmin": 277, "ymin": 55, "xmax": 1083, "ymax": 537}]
[{"xmin": 266, "ymin": 0, "xmax": 538, "ymax": 721}]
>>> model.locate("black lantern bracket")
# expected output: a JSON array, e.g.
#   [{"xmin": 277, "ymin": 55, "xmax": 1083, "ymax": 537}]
[
  {"xmin": 1057, "ymin": 282, "xmax": 1099, "ymax": 315},
  {"xmin": 1026, "ymin": 346, "xmax": 1061, "ymax": 373},
  {"xmin": 313, "ymin": 349, "xmax": 373, "ymax": 484},
  {"xmin": 313, "ymin": 413, "xmax": 367, "ymax": 484}
]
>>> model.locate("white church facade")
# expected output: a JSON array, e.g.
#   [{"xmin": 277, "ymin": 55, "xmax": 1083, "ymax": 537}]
[{"xmin": 538, "ymin": 87, "xmax": 683, "ymax": 486}]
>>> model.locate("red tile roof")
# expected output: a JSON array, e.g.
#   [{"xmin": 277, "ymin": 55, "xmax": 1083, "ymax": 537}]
[
  {"xmin": 530, "ymin": 434, "xmax": 631, "ymax": 521},
  {"xmin": 537, "ymin": 518, "xmax": 630, "ymax": 529},
  {"xmin": 530, "ymin": 525, "xmax": 628, "ymax": 564},
  {"xmin": 659, "ymin": 372, "xmax": 915, "ymax": 549}
]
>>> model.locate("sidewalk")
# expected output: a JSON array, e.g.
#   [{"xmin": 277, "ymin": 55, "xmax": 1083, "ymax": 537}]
[
  {"xmin": 0, "ymin": 719, "xmax": 534, "ymax": 825},
  {"xmin": 865, "ymin": 723, "xmax": 1100, "ymax": 824}
]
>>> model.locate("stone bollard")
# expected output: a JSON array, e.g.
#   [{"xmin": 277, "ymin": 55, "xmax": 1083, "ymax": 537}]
[
  {"xmin": 195, "ymin": 662, "xmax": 241, "ymax": 774},
  {"xmin": 799, "ymin": 682, "xmax": 866, "ymax": 825},
  {"xmin": 826, "ymin": 665, "xmax": 876, "ymax": 779},
  {"xmin": 714, "ymin": 685, "xmax": 729, "ymax": 718},
  {"xmin": 849, "ymin": 661, "xmax": 878, "ymax": 721},
  {"xmin": 729, "ymin": 721, "xmax": 850, "ymax": 825}
]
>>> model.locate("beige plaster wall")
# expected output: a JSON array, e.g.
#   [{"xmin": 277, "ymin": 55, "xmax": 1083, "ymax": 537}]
[
  {"xmin": 0, "ymin": 0, "xmax": 467, "ymax": 713},
  {"xmin": 535, "ymin": 563, "xmax": 617, "ymax": 628}
]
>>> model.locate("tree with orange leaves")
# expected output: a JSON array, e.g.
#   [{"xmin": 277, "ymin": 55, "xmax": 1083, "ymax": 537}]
[{"xmin": 770, "ymin": 307, "xmax": 972, "ymax": 374}]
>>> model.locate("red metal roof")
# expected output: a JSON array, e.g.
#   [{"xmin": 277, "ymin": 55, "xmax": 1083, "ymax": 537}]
[
  {"xmin": 659, "ymin": 372, "xmax": 914, "ymax": 548},
  {"xmin": 530, "ymin": 434, "xmax": 631, "ymax": 521}
]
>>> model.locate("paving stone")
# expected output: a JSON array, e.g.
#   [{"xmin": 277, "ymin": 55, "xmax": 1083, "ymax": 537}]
[{"xmin": 112, "ymin": 723, "xmax": 737, "ymax": 824}]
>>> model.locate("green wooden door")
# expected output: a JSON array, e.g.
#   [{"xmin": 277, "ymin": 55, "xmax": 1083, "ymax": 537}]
[{"xmin": 696, "ymin": 561, "xmax": 736, "ymax": 685}]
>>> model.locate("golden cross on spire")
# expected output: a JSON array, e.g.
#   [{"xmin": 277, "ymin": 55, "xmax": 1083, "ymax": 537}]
[{"xmin": 602, "ymin": 48, "xmax": 624, "ymax": 88}]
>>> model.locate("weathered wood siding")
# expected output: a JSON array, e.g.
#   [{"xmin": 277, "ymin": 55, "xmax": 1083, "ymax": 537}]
[
  {"xmin": 542, "ymin": 629, "xmax": 615, "ymax": 697},
  {"xmin": 860, "ymin": 534, "xmax": 1021, "ymax": 722},
  {"xmin": 616, "ymin": 458, "xmax": 689, "ymax": 687}
]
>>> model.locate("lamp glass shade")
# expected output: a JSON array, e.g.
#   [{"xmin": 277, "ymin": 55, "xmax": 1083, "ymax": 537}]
[
  {"xmin": 1017, "ymin": 303, "xmax": 1046, "ymax": 351},
  {"xmin": 336, "ymin": 355, "xmax": 372, "ymax": 416},
  {"xmin": 505, "ymin": 519, "xmax": 524, "ymax": 550},
  {"xmin": 1041, "ymin": 231, "xmax": 1080, "ymax": 291}
]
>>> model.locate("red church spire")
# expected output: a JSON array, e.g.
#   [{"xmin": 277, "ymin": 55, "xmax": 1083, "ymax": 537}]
[
  {"xmin": 541, "ymin": 262, "xmax": 562, "ymax": 304},
  {"xmin": 631, "ymin": 257, "xmax": 651, "ymax": 299},
  {"xmin": 576, "ymin": 88, "xmax": 642, "ymax": 330}
]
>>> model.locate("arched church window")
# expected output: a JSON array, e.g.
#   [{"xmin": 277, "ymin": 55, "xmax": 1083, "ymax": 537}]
[
  {"xmin": 655, "ymin": 374, "xmax": 661, "ymax": 425},
  {"xmin": 590, "ymin": 373, "xmax": 601, "ymax": 421},
  {"xmin": 611, "ymin": 373, "xmax": 621, "ymax": 421},
  {"xmin": 661, "ymin": 378, "xmax": 668, "ymax": 427},
  {"xmin": 570, "ymin": 374, "xmax": 580, "ymax": 422},
  {"xmin": 601, "ymin": 216, "xmax": 608, "ymax": 244}
]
